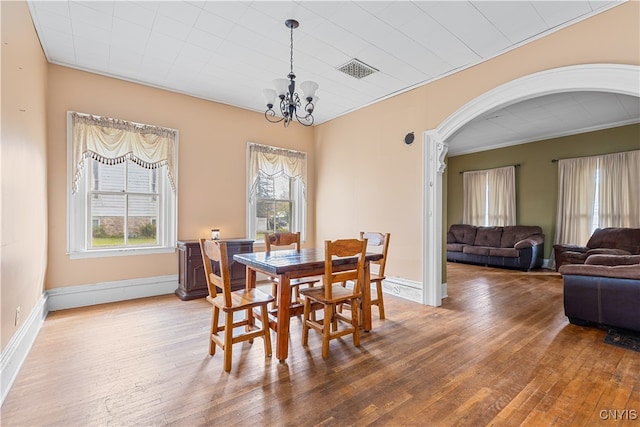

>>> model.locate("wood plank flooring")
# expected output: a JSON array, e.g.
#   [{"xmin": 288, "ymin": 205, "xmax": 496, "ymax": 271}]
[{"xmin": 2, "ymin": 263, "xmax": 639, "ymax": 426}]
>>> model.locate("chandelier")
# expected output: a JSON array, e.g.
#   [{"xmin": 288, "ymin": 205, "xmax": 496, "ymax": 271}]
[{"xmin": 263, "ymin": 19, "xmax": 319, "ymax": 127}]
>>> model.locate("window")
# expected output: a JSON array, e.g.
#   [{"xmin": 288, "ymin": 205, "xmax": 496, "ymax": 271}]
[
  {"xmin": 555, "ymin": 150, "xmax": 640, "ymax": 247},
  {"xmin": 463, "ymin": 166, "xmax": 516, "ymax": 226},
  {"xmin": 247, "ymin": 143, "xmax": 306, "ymax": 242},
  {"xmin": 67, "ymin": 112, "xmax": 178, "ymax": 258}
]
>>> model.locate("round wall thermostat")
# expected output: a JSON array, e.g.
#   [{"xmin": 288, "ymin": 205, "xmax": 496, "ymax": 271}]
[{"xmin": 404, "ymin": 132, "xmax": 415, "ymax": 145}]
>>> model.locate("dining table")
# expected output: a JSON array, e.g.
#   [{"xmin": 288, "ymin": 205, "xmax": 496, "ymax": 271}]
[{"xmin": 233, "ymin": 247, "xmax": 383, "ymax": 362}]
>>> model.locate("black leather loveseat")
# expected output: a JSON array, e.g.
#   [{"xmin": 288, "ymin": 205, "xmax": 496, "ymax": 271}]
[
  {"xmin": 559, "ymin": 254, "xmax": 640, "ymax": 332},
  {"xmin": 446, "ymin": 224, "xmax": 544, "ymax": 271}
]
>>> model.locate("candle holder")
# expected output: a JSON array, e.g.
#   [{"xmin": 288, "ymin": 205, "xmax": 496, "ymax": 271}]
[{"xmin": 211, "ymin": 229, "xmax": 220, "ymax": 240}]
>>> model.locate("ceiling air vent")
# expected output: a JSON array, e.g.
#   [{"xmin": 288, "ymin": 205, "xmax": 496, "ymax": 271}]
[{"xmin": 337, "ymin": 59, "xmax": 379, "ymax": 79}]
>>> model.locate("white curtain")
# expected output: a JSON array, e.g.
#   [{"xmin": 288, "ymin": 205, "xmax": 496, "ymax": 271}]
[
  {"xmin": 248, "ymin": 143, "xmax": 306, "ymax": 203},
  {"xmin": 71, "ymin": 112, "xmax": 178, "ymax": 194},
  {"xmin": 554, "ymin": 157, "xmax": 598, "ymax": 246},
  {"xmin": 463, "ymin": 170, "xmax": 487, "ymax": 225},
  {"xmin": 598, "ymin": 150, "xmax": 640, "ymax": 228},
  {"xmin": 463, "ymin": 166, "xmax": 516, "ymax": 226},
  {"xmin": 553, "ymin": 149, "xmax": 639, "ymax": 249}
]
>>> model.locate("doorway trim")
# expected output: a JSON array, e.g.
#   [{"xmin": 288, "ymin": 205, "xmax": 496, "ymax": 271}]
[{"xmin": 421, "ymin": 63, "xmax": 640, "ymax": 306}]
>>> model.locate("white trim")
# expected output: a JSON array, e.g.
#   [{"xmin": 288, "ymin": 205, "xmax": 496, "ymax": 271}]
[
  {"xmin": 422, "ymin": 63, "xmax": 640, "ymax": 307},
  {"xmin": 438, "ymin": 64, "xmax": 640, "ymax": 142},
  {"xmin": 0, "ymin": 295, "xmax": 48, "ymax": 406},
  {"xmin": 382, "ymin": 276, "xmax": 424, "ymax": 304},
  {"xmin": 46, "ymin": 274, "xmax": 178, "ymax": 312},
  {"xmin": 68, "ymin": 246, "xmax": 176, "ymax": 259},
  {"xmin": 449, "ymin": 118, "xmax": 640, "ymax": 157}
]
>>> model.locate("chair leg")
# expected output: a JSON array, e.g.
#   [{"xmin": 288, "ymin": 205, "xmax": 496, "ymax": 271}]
[
  {"xmin": 260, "ymin": 305, "xmax": 272, "ymax": 357},
  {"xmin": 322, "ymin": 305, "xmax": 332, "ymax": 359},
  {"xmin": 210, "ymin": 306, "xmax": 220, "ymax": 356},
  {"xmin": 301, "ymin": 297, "xmax": 310, "ymax": 347},
  {"xmin": 247, "ymin": 307, "xmax": 254, "ymax": 344},
  {"xmin": 350, "ymin": 299, "xmax": 360, "ymax": 347},
  {"xmin": 271, "ymin": 282, "xmax": 278, "ymax": 310},
  {"xmin": 223, "ymin": 312, "xmax": 234, "ymax": 372},
  {"xmin": 375, "ymin": 280, "xmax": 385, "ymax": 319}
]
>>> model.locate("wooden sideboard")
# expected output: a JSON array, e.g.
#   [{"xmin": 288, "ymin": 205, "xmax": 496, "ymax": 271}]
[{"xmin": 175, "ymin": 239, "xmax": 254, "ymax": 301}]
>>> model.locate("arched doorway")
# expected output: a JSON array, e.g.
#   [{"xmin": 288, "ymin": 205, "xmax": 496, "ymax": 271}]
[{"xmin": 421, "ymin": 63, "xmax": 640, "ymax": 307}]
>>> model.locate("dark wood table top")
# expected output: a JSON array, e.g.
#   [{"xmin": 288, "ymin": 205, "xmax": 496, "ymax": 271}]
[{"xmin": 233, "ymin": 248, "xmax": 383, "ymax": 277}]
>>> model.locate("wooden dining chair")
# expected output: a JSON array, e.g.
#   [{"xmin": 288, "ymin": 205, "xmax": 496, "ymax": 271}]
[
  {"xmin": 199, "ymin": 238, "xmax": 274, "ymax": 372},
  {"xmin": 299, "ymin": 238, "xmax": 368, "ymax": 359},
  {"xmin": 264, "ymin": 232, "xmax": 320, "ymax": 310},
  {"xmin": 360, "ymin": 231, "xmax": 391, "ymax": 319}
]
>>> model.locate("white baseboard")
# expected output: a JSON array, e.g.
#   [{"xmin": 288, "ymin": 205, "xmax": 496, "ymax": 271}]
[
  {"xmin": 1, "ymin": 294, "xmax": 47, "ymax": 406},
  {"xmin": 381, "ymin": 276, "xmax": 425, "ymax": 304},
  {"xmin": 46, "ymin": 274, "xmax": 178, "ymax": 312},
  {"xmin": 1, "ymin": 274, "xmax": 178, "ymax": 406}
]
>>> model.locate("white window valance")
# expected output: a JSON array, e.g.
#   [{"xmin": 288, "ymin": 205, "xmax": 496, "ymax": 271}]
[
  {"xmin": 248, "ymin": 143, "xmax": 306, "ymax": 203},
  {"xmin": 70, "ymin": 112, "xmax": 178, "ymax": 194}
]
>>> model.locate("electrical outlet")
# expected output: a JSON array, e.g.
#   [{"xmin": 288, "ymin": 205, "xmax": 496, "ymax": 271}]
[{"xmin": 15, "ymin": 306, "xmax": 21, "ymax": 326}]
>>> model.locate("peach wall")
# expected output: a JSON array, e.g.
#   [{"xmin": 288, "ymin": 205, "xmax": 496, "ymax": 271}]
[
  {"xmin": 314, "ymin": 2, "xmax": 640, "ymax": 282},
  {"xmin": 46, "ymin": 67, "xmax": 315, "ymax": 289},
  {"xmin": 1, "ymin": 0, "xmax": 48, "ymax": 350}
]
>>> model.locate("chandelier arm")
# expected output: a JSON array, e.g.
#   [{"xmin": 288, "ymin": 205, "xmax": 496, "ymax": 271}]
[{"xmin": 265, "ymin": 108, "xmax": 285, "ymax": 124}]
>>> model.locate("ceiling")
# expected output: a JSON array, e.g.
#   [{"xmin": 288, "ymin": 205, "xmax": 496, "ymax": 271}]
[{"xmin": 27, "ymin": 1, "xmax": 638, "ymax": 155}]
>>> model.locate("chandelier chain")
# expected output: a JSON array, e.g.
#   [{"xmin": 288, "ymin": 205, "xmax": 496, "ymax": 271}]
[{"xmin": 289, "ymin": 25, "xmax": 294, "ymax": 75}]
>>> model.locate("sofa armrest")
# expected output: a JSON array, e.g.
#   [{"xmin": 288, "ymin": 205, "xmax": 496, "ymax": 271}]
[
  {"xmin": 447, "ymin": 231, "xmax": 456, "ymax": 244},
  {"xmin": 514, "ymin": 234, "xmax": 544, "ymax": 249},
  {"xmin": 585, "ymin": 248, "xmax": 632, "ymax": 257},
  {"xmin": 559, "ymin": 263, "xmax": 640, "ymax": 280}
]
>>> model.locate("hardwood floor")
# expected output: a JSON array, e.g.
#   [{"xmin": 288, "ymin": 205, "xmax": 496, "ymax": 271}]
[{"xmin": 2, "ymin": 263, "xmax": 639, "ymax": 426}]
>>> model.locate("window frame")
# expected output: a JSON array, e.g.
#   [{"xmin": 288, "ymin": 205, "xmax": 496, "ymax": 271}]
[
  {"xmin": 66, "ymin": 113, "xmax": 178, "ymax": 259},
  {"xmin": 246, "ymin": 142, "xmax": 307, "ymax": 246}
]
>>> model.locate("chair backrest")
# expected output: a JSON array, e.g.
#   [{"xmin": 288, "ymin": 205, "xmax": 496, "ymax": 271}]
[
  {"xmin": 360, "ymin": 232, "xmax": 391, "ymax": 276},
  {"xmin": 199, "ymin": 238, "xmax": 232, "ymax": 307},
  {"xmin": 323, "ymin": 238, "xmax": 367, "ymax": 300},
  {"xmin": 264, "ymin": 232, "xmax": 301, "ymax": 253}
]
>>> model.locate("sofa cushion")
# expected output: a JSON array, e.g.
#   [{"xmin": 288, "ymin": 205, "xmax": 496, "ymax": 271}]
[
  {"xmin": 586, "ymin": 227, "xmax": 640, "ymax": 254},
  {"xmin": 449, "ymin": 224, "xmax": 477, "ymax": 245},
  {"xmin": 500, "ymin": 226, "xmax": 543, "ymax": 248},
  {"xmin": 463, "ymin": 245, "xmax": 490, "ymax": 255},
  {"xmin": 446, "ymin": 243, "xmax": 466, "ymax": 252},
  {"xmin": 585, "ymin": 248, "xmax": 631, "ymax": 257},
  {"xmin": 473, "ymin": 227, "xmax": 503, "ymax": 248},
  {"xmin": 585, "ymin": 254, "xmax": 640, "ymax": 266},
  {"xmin": 489, "ymin": 247, "xmax": 519, "ymax": 258}
]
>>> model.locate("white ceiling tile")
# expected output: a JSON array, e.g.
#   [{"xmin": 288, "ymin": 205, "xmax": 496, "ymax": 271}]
[
  {"xmin": 193, "ymin": 9, "xmax": 235, "ymax": 39},
  {"xmin": 473, "ymin": 2, "xmax": 548, "ymax": 44},
  {"xmin": 424, "ymin": 1, "xmax": 512, "ymax": 57},
  {"xmin": 111, "ymin": 17, "xmax": 150, "ymax": 51},
  {"xmin": 156, "ymin": 1, "xmax": 202, "ymax": 27},
  {"xmin": 531, "ymin": 1, "xmax": 592, "ymax": 27},
  {"xmin": 31, "ymin": 9, "xmax": 72, "ymax": 35},
  {"xmin": 68, "ymin": 2, "xmax": 113, "ymax": 31},
  {"xmin": 113, "ymin": 1, "xmax": 156, "ymax": 29},
  {"xmin": 144, "ymin": 32, "xmax": 184, "ymax": 64},
  {"xmin": 71, "ymin": 0, "xmax": 113, "ymax": 16},
  {"xmin": 152, "ymin": 13, "xmax": 193, "ymax": 41}
]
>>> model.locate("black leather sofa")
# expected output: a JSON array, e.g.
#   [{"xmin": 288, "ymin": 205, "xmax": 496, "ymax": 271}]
[
  {"xmin": 560, "ymin": 254, "xmax": 640, "ymax": 332},
  {"xmin": 446, "ymin": 224, "xmax": 544, "ymax": 271}
]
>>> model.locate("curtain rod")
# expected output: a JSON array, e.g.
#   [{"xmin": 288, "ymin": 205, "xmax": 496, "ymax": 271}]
[
  {"xmin": 459, "ymin": 164, "xmax": 520, "ymax": 174},
  {"xmin": 551, "ymin": 149, "xmax": 639, "ymax": 163}
]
